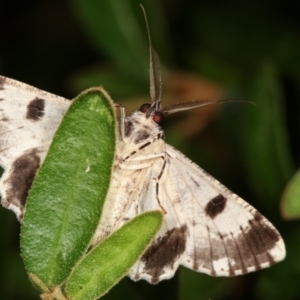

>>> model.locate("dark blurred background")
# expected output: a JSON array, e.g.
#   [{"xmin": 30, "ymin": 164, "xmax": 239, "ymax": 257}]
[{"xmin": 1, "ymin": 0, "xmax": 300, "ymax": 299}]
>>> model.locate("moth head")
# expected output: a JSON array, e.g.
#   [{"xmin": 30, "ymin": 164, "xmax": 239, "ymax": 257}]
[{"xmin": 139, "ymin": 103, "xmax": 164, "ymax": 124}]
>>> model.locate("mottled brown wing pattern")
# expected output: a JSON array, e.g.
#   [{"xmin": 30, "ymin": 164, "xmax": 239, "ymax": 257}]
[{"xmin": 0, "ymin": 76, "xmax": 70, "ymax": 219}]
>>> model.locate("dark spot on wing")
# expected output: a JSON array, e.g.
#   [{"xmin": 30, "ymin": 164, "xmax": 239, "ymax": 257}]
[
  {"xmin": 134, "ymin": 129, "xmax": 150, "ymax": 144},
  {"xmin": 0, "ymin": 77, "xmax": 5, "ymax": 90},
  {"xmin": 1, "ymin": 117, "xmax": 8, "ymax": 121},
  {"xmin": 205, "ymin": 194, "xmax": 227, "ymax": 219},
  {"xmin": 253, "ymin": 211, "xmax": 263, "ymax": 222},
  {"xmin": 124, "ymin": 120, "xmax": 133, "ymax": 137},
  {"xmin": 3, "ymin": 148, "xmax": 40, "ymax": 219},
  {"xmin": 247, "ymin": 213, "xmax": 280, "ymax": 251},
  {"xmin": 0, "ymin": 98, "xmax": 4, "ymax": 101},
  {"xmin": 26, "ymin": 98, "xmax": 45, "ymax": 121},
  {"xmin": 141, "ymin": 225, "xmax": 187, "ymax": 284}
]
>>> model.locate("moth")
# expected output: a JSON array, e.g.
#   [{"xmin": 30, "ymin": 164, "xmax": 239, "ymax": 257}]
[{"xmin": 0, "ymin": 7, "xmax": 285, "ymax": 285}]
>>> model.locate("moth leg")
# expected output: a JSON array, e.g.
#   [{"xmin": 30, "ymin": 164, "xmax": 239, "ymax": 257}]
[
  {"xmin": 153, "ymin": 157, "xmax": 167, "ymax": 214},
  {"xmin": 114, "ymin": 103, "xmax": 126, "ymax": 140},
  {"xmin": 122, "ymin": 132, "xmax": 164, "ymax": 162},
  {"xmin": 124, "ymin": 152, "xmax": 166, "ymax": 162},
  {"xmin": 120, "ymin": 152, "xmax": 166, "ymax": 170},
  {"xmin": 120, "ymin": 163, "xmax": 152, "ymax": 170}
]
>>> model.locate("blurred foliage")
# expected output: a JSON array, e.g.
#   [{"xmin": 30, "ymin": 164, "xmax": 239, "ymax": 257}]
[
  {"xmin": 282, "ymin": 168, "xmax": 300, "ymax": 219},
  {"xmin": 1, "ymin": 0, "xmax": 300, "ymax": 299}
]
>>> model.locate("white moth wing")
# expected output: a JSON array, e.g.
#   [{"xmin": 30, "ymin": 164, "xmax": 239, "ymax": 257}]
[
  {"xmin": 126, "ymin": 143, "xmax": 285, "ymax": 283},
  {"xmin": 0, "ymin": 76, "xmax": 70, "ymax": 219}
]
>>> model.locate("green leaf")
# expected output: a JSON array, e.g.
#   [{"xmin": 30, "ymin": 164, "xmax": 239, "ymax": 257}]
[
  {"xmin": 21, "ymin": 88, "xmax": 116, "ymax": 288},
  {"xmin": 281, "ymin": 169, "xmax": 300, "ymax": 220},
  {"xmin": 65, "ymin": 211, "xmax": 163, "ymax": 300}
]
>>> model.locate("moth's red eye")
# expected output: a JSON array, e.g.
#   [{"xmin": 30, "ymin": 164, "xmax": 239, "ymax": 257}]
[
  {"xmin": 140, "ymin": 103, "xmax": 151, "ymax": 113},
  {"xmin": 153, "ymin": 111, "xmax": 164, "ymax": 124}
]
